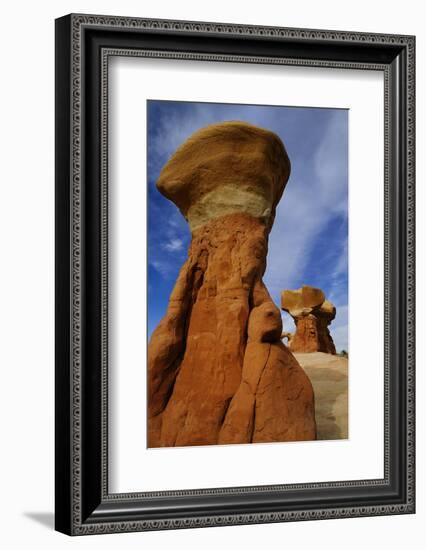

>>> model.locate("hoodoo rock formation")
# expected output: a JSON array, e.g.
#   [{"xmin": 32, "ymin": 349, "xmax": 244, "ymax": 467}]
[
  {"xmin": 148, "ymin": 121, "xmax": 316, "ymax": 447},
  {"xmin": 281, "ymin": 286, "xmax": 336, "ymax": 354}
]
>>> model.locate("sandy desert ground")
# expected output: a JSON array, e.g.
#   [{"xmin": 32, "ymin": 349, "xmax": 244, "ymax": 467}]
[{"xmin": 294, "ymin": 352, "xmax": 348, "ymax": 440}]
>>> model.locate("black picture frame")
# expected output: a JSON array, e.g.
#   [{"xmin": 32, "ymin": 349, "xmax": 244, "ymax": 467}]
[{"xmin": 55, "ymin": 13, "xmax": 415, "ymax": 535}]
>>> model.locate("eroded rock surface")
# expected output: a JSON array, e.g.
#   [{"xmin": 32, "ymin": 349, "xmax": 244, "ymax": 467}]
[
  {"xmin": 281, "ymin": 286, "xmax": 336, "ymax": 354},
  {"xmin": 148, "ymin": 121, "xmax": 316, "ymax": 447}
]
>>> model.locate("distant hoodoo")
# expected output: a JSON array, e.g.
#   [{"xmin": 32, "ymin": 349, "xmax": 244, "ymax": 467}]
[{"xmin": 281, "ymin": 285, "xmax": 336, "ymax": 354}]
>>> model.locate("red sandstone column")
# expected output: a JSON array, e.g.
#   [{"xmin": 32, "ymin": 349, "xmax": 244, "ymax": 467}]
[{"xmin": 148, "ymin": 122, "xmax": 316, "ymax": 447}]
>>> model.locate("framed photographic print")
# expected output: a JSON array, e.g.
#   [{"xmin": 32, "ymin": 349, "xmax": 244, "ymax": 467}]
[{"xmin": 55, "ymin": 14, "xmax": 415, "ymax": 535}]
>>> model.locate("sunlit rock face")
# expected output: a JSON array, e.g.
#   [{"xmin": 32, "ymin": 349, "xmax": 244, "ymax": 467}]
[
  {"xmin": 148, "ymin": 122, "xmax": 316, "ymax": 447},
  {"xmin": 281, "ymin": 285, "xmax": 337, "ymax": 355}
]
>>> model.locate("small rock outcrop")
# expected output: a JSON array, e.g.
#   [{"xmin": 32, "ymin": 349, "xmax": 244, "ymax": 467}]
[
  {"xmin": 281, "ymin": 285, "xmax": 336, "ymax": 354},
  {"xmin": 148, "ymin": 121, "xmax": 316, "ymax": 447}
]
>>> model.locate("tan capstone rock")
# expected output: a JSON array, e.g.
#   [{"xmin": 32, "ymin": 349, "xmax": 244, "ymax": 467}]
[{"xmin": 156, "ymin": 121, "xmax": 290, "ymax": 231}]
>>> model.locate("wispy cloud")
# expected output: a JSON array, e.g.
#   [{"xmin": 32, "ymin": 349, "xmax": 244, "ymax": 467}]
[
  {"xmin": 331, "ymin": 236, "xmax": 348, "ymax": 281},
  {"xmin": 264, "ymin": 111, "xmax": 348, "ymax": 304},
  {"xmin": 162, "ymin": 238, "xmax": 184, "ymax": 252},
  {"xmin": 281, "ymin": 311, "xmax": 295, "ymax": 334},
  {"xmin": 149, "ymin": 258, "xmax": 175, "ymax": 278},
  {"xmin": 330, "ymin": 304, "xmax": 349, "ymax": 352}
]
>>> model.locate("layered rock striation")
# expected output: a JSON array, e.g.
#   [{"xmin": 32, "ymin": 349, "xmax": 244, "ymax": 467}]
[
  {"xmin": 281, "ymin": 286, "xmax": 336, "ymax": 354},
  {"xmin": 148, "ymin": 122, "xmax": 316, "ymax": 447}
]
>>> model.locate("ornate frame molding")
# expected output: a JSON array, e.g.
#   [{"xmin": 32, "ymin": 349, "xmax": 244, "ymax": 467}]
[{"xmin": 55, "ymin": 13, "xmax": 415, "ymax": 535}]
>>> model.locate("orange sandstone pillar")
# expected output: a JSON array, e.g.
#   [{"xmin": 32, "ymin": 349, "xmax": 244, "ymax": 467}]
[{"xmin": 148, "ymin": 122, "xmax": 316, "ymax": 447}]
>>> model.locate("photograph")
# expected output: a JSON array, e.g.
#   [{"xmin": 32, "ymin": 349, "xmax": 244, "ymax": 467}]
[{"xmin": 147, "ymin": 100, "xmax": 349, "ymax": 448}]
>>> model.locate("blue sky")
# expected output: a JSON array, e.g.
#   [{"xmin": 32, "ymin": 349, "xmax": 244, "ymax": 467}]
[{"xmin": 147, "ymin": 100, "xmax": 348, "ymax": 352}]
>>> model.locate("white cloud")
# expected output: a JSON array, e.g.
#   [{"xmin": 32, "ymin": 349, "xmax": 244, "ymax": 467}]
[
  {"xmin": 281, "ymin": 311, "xmax": 296, "ymax": 334},
  {"xmin": 314, "ymin": 113, "xmax": 349, "ymax": 216},
  {"xmin": 330, "ymin": 304, "xmax": 349, "ymax": 352},
  {"xmin": 167, "ymin": 213, "xmax": 183, "ymax": 229},
  {"xmin": 332, "ymin": 235, "xmax": 348, "ymax": 281},
  {"xmin": 149, "ymin": 103, "xmax": 221, "ymax": 173},
  {"xmin": 264, "ymin": 110, "xmax": 348, "ymax": 304},
  {"xmin": 162, "ymin": 238, "xmax": 184, "ymax": 252},
  {"xmin": 149, "ymin": 258, "xmax": 175, "ymax": 278}
]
